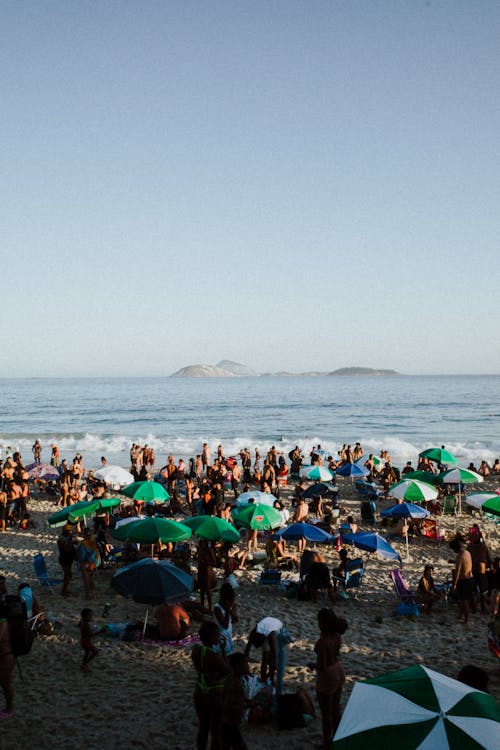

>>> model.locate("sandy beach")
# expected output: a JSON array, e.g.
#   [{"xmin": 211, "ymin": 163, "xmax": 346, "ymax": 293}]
[{"xmin": 0, "ymin": 476, "xmax": 499, "ymax": 750}]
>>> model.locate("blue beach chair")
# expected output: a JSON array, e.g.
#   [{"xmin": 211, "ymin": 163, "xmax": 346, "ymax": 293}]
[{"xmin": 33, "ymin": 553, "xmax": 63, "ymax": 593}]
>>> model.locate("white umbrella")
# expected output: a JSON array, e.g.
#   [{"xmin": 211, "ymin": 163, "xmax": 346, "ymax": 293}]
[
  {"xmin": 236, "ymin": 491, "xmax": 277, "ymax": 507},
  {"xmin": 94, "ymin": 465, "xmax": 134, "ymax": 488}
]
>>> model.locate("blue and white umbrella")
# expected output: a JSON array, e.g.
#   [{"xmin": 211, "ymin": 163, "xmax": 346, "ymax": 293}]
[
  {"xmin": 274, "ymin": 522, "xmax": 334, "ymax": 544},
  {"xmin": 336, "ymin": 463, "xmax": 368, "ymax": 478},
  {"xmin": 236, "ymin": 491, "xmax": 277, "ymax": 507},
  {"xmin": 342, "ymin": 531, "xmax": 400, "ymax": 562}
]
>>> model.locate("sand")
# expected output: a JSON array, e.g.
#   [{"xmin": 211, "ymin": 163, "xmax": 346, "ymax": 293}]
[{"xmin": 1, "ymin": 477, "xmax": 499, "ymax": 749}]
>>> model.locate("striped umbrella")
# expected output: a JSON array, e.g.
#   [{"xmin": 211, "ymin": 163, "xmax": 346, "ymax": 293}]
[
  {"xmin": 389, "ymin": 479, "xmax": 438, "ymax": 503},
  {"xmin": 333, "ymin": 664, "xmax": 500, "ymax": 749},
  {"xmin": 438, "ymin": 468, "xmax": 483, "ymax": 515}
]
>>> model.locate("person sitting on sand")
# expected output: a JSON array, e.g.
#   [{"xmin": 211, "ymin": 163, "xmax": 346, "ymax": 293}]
[
  {"xmin": 417, "ymin": 565, "xmax": 440, "ymax": 614},
  {"xmin": 155, "ymin": 601, "xmax": 191, "ymax": 641},
  {"xmin": 265, "ymin": 536, "xmax": 298, "ymax": 570}
]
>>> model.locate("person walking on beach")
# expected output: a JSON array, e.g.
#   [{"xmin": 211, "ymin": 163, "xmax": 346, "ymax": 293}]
[
  {"xmin": 79, "ymin": 608, "xmax": 101, "ymax": 672},
  {"xmin": 310, "ymin": 608, "xmax": 347, "ymax": 750},
  {"xmin": 192, "ymin": 621, "xmax": 230, "ymax": 750},
  {"xmin": 78, "ymin": 528, "xmax": 101, "ymax": 599}
]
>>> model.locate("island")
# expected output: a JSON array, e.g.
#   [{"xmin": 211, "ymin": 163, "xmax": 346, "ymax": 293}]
[{"xmin": 328, "ymin": 367, "xmax": 399, "ymax": 376}]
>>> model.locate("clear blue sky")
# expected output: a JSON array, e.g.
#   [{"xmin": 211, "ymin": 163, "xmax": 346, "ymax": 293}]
[{"xmin": 2, "ymin": 1, "xmax": 499, "ymax": 376}]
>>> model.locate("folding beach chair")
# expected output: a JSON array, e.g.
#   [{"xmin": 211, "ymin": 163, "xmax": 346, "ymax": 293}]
[
  {"xmin": 390, "ymin": 568, "xmax": 416, "ymax": 605},
  {"xmin": 333, "ymin": 558, "xmax": 365, "ymax": 598},
  {"xmin": 33, "ymin": 553, "xmax": 63, "ymax": 593},
  {"xmin": 443, "ymin": 495, "xmax": 458, "ymax": 516}
]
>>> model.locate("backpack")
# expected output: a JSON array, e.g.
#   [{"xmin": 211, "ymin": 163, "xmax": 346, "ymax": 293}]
[{"xmin": 5, "ymin": 594, "xmax": 34, "ymax": 657}]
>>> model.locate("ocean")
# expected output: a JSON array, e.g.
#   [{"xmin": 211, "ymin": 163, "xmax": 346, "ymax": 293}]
[{"xmin": 0, "ymin": 375, "xmax": 498, "ymax": 470}]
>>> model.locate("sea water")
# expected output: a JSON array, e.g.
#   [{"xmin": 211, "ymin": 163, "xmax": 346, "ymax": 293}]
[{"xmin": 0, "ymin": 375, "xmax": 498, "ymax": 470}]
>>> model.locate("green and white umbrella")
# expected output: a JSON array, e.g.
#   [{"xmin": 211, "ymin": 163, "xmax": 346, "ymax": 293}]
[
  {"xmin": 333, "ymin": 664, "xmax": 500, "ymax": 749},
  {"xmin": 438, "ymin": 468, "xmax": 483, "ymax": 514},
  {"xmin": 465, "ymin": 492, "xmax": 499, "ymax": 510},
  {"xmin": 232, "ymin": 503, "xmax": 282, "ymax": 530},
  {"xmin": 389, "ymin": 479, "xmax": 438, "ymax": 504},
  {"xmin": 482, "ymin": 496, "xmax": 500, "ymax": 517},
  {"xmin": 419, "ymin": 447, "xmax": 458, "ymax": 465}
]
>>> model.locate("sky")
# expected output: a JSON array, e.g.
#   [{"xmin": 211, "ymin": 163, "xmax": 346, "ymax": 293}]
[{"xmin": 1, "ymin": 1, "xmax": 499, "ymax": 376}]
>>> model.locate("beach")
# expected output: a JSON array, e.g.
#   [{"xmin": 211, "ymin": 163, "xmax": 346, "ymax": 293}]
[{"xmin": 0, "ymin": 471, "xmax": 499, "ymax": 750}]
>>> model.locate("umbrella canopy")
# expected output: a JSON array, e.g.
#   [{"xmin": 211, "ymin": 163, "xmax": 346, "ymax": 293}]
[
  {"xmin": 94, "ymin": 465, "xmax": 134, "ymax": 487},
  {"xmin": 332, "ymin": 664, "xmax": 500, "ymax": 749},
  {"xmin": 301, "ymin": 482, "xmax": 335, "ymax": 499},
  {"xmin": 94, "ymin": 497, "xmax": 122, "ymax": 512},
  {"xmin": 336, "ymin": 463, "xmax": 368, "ymax": 478},
  {"xmin": 303, "ymin": 466, "xmax": 334, "ymax": 482},
  {"xmin": 356, "ymin": 455, "xmax": 384, "ymax": 467},
  {"xmin": 232, "ymin": 503, "xmax": 282, "ymax": 530},
  {"xmin": 235, "ymin": 491, "xmax": 277, "ymax": 507},
  {"xmin": 111, "ymin": 558, "xmax": 194, "ymax": 605},
  {"xmin": 47, "ymin": 500, "xmax": 101, "ymax": 527},
  {"xmin": 401, "ymin": 470, "xmax": 440, "ymax": 486},
  {"xmin": 389, "ymin": 479, "xmax": 438, "ymax": 503},
  {"xmin": 438, "ymin": 468, "xmax": 484, "ymax": 485},
  {"xmin": 381, "ymin": 502, "xmax": 430, "ymax": 519},
  {"xmin": 419, "ymin": 447, "xmax": 458, "ymax": 465},
  {"xmin": 121, "ymin": 481, "xmax": 170, "ymax": 503},
  {"xmin": 274, "ymin": 522, "xmax": 334, "ymax": 543},
  {"xmin": 482, "ymin": 496, "xmax": 500, "ymax": 517},
  {"xmin": 342, "ymin": 531, "xmax": 400, "ymax": 561},
  {"xmin": 111, "ymin": 517, "xmax": 191, "ymax": 544},
  {"xmin": 183, "ymin": 515, "xmax": 240, "ymax": 543},
  {"xmin": 25, "ymin": 463, "xmax": 60, "ymax": 480},
  {"xmin": 465, "ymin": 492, "xmax": 499, "ymax": 510}
]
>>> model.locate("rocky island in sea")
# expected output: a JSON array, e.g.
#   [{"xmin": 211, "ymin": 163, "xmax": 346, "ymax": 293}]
[{"xmin": 171, "ymin": 361, "xmax": 399, "ymax": 377}]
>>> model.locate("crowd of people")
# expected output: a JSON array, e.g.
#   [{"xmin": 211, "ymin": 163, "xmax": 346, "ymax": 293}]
[{"xmin": 0, "ymin": 438, "xmax": 499, "ymax": 746}]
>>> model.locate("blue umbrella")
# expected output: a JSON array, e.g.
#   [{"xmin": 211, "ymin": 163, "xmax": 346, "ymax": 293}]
[
  {"xmin": 380, "ymin": 502, "xmax": 430, "ymax": 519},
  {"xmin": 111, "ymin": 558, "xmax": 194, "ymax": 605},
  {"xmin": 274, "ymin": 522, "xmax": 334, "ymax": 543},
  {"xmin": 380, "ymin": 503, "xmax": 429, "ymax": 559},
  {"xmin": 342, "ymin": 532, "xmax": 400, "ymax": 561},
  {"xmin": 302, "ymin": 482, "xmax": 335, "ymax": 499},
  {"xmin": 336, "ymin": 463, "xmax": 368, "ymax": 478}
]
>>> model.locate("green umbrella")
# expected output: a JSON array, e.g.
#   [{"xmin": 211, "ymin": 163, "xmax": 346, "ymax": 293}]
[
  {"xmin": 482, "ymin": 495, "xmax": 500, "ymax": 517},
  {"xmin": 111, "ymin": 517, "xmax": 191, "ymax": 544},
  {"xmin": 47, "ymin": 500, "xmax": 101, "ymax": 527},
  {"xmin": 419, "ymin": 447, "xmax": 458, "ymax": 465},
  {"xmin": 389, "ymin": 479, "xmax": 438, "ymax": 504},
  {"xmin": 94, "ymin": 497, "xmax": 122, "ymax": 512},
  {"xmin": 232, "ymin": 503, "xmax": 282, "ymax": 530},
  {"xmin": 333, "ymin": 664, "xmax": 500, "ymax": 749},
  {"xmin": 121, "ymin": 481, "xmax": 170, "ymax": 503},
  {"xmin": 401, "ymin": 471, "xmax": 440, "ymax": 486},
  {"xmin": 183, "ymin": 515, "xmax": 240, "ymax": 543}
]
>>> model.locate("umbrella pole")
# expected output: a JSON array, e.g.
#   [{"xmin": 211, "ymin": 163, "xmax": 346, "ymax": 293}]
[
  {"xmin": 405, "ymin": 532, "xmax": 409, "ymax": 560},
  {"xmin": 458, "ymin": 485, "xmax": 462, "ymax": 516},
  {"xmin": 142, "ymin": 608, "xmax": 149, "ymax": 640}
]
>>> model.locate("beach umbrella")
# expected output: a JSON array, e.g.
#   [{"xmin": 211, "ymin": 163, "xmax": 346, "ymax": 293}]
[
  {"xmin": 401, "ymin": 470, "xmax": 440, "ymax": 486},
  {"xmin": 235, "ymin": 491, "xmax": 277, "ymax": 507},
  {"xmin": 336, "ymin": 463, "xmax": 368, "ymax": 478},
  {"xmin": 232, "ymin": 503, "xmax": 282, "ymax": 530},
  {"xmin": 111, "ymin": 517, "xmax": 191, "ymax": 544},
  {"xmin": 438, "ymin": 467, "xmax": 483, "ymax": 515},
  {"xmin": 481, "ymin": 496, "xmax": 500, "ymax": 517},
  {"xmin": 303, "ymin": 466, "xmax": 334, "ymax": 482},
  {"xmin": 94, "ymin": 465, "xmax": 134, "ymax": 487},
  {"xmin": 94, "ymin": 497, "xmax": 122, "ymax": 512},
  {"xmin": 274, "ymin": 522, "xmax": 334, "ymax": 543},
  {"xmin": 419, "ymin": 447, "xmax": 458, "ymax": 465},
  {"xmin": 381, "ymin": 502, "xmax": 430, "ymax": 558},
  {"xmin": 332, "ymin": 664, "xmax": 500, "ymax": 749},
  {"xmin": 121, "ymin": 480, "xmax": 170, "ymax": 503},
  {"xmin": 342, "ymin": 531, "xmax": 400, "ymax": 562},
  {"xmin": 25, "ymin": 463, "xmax": 60, "ymax": 481},
  {"xmin": 47, "ymin": 500, "xmax": 101, "ymax": 527},
  {"xmin": 465, "ymin": 492, "xmax": 499, "ymax": 510},
  {"xmin": 111, "ymin": 558, "xmax": 193, "ymax": 605},
  {"xmin": 301, "ymin": 482, "xmax": 335, "ymax": 499},
  {"xmin": 183, "ymin": 515, "xmax": 240, "ymax": 543},
  {"xmin": 389, "ymin": 479, "xmax": 438, "ymax": 503}
]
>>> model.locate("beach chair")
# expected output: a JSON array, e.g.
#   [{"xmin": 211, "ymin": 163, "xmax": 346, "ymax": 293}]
[
  {"xmin": 33, "ymin": 553, "xmax": 63, "ymax": 593},
  {"xmin": 259, "ymin": 568, "xmax": 282, "ymax": 586},
  {"xmin": 390, "ymin": 568, "xmax": 416, "ymax": 605},
  {"xmin": 443, "ymin": 495, "xmax": 458, "ymax": 516},
  {"xmin": 333, "ymin": 557, "xmax": 365, "ymax": 596}
]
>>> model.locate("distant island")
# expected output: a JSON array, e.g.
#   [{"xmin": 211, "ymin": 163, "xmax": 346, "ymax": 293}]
[
  {"xmin": 328, "ymin": 367, "xmax": 399, "ymax": 376},
  {"xmin": 171, "ymin": 361, "xmax": 399, "ymax": 378}
]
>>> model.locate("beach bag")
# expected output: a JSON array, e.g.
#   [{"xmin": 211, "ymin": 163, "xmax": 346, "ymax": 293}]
[
  {"xmin": 397, "ymin": 602, "xmax": 419, "ymax": 619},
  {"xmin": 5, "ymin": 595, "xmax": 34, "ymax": 657}
]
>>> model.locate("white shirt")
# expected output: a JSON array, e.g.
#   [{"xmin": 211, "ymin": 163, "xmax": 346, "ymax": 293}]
[{"xmin": 256, "ymin": 616, "xmax": 283, "ymax": 637}]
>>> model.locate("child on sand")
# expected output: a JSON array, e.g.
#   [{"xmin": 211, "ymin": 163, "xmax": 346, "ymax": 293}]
[{"xmin": 79, "ymin": 608, "xmax": 101, "ymax": 672}]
